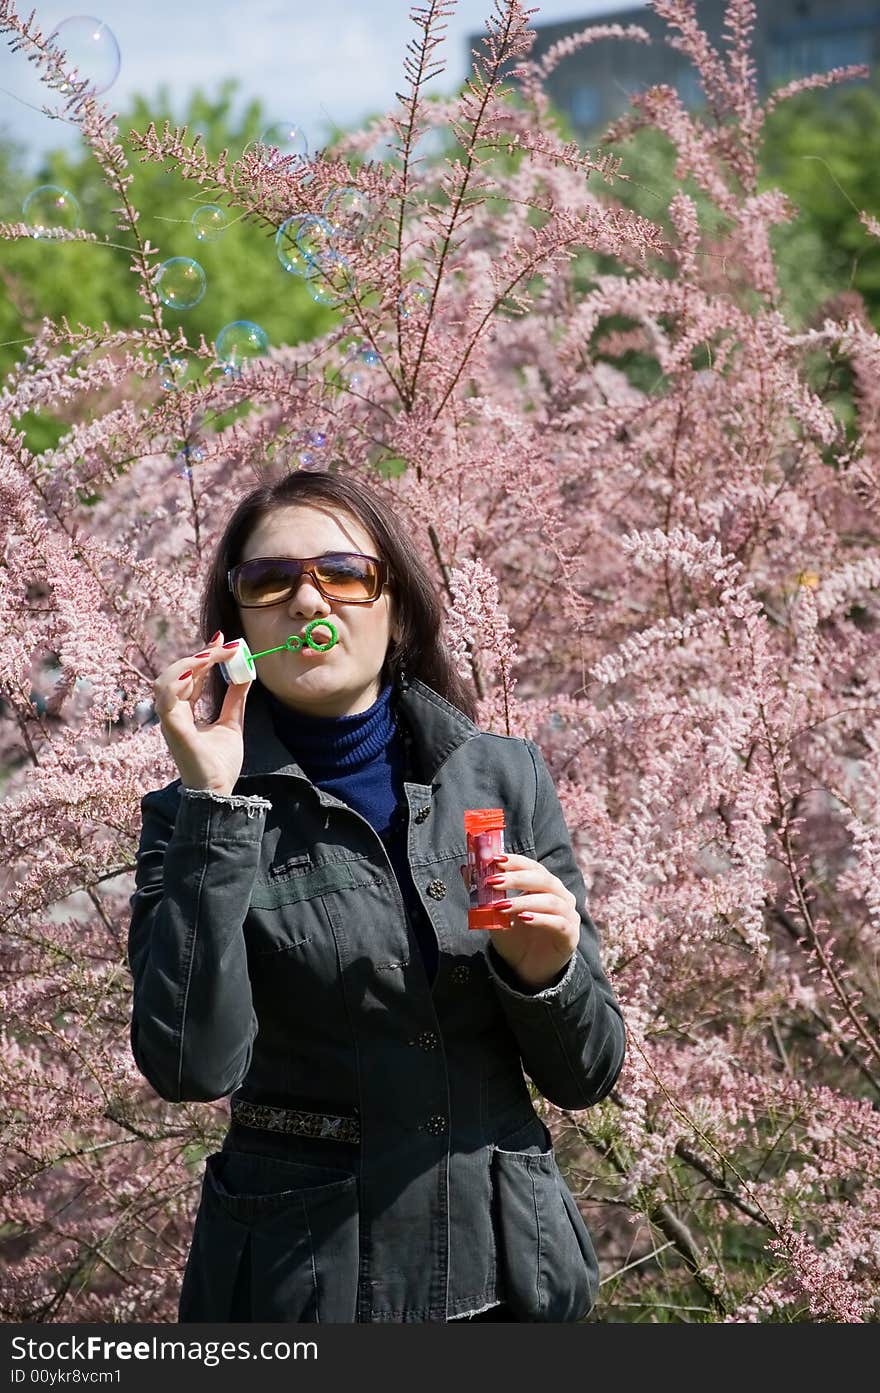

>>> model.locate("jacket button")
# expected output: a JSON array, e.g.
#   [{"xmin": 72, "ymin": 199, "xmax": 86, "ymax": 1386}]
[
  {"xmin": 426, "ymin": 879, "xmax": 446, "ymax": 899},
  {"xmin": 423, "ymin": 1114, "xmax": 447, "ymax": 1135},
  {"xmin": 450, "ymin": 964, "xmax": 470, "ymax": 984},
  {"xmin": 414, "ymin": 807, "xmax": 430, "ymax": 823}
]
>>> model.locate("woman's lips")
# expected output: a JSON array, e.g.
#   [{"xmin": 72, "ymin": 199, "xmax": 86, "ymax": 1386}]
[{"xmin": 297, "ymin": 624, "xmax": 338, "ymax": 653}]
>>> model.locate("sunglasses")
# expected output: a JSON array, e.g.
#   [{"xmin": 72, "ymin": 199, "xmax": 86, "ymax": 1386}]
[{"xmin": 227, "ymin": 552, "xmax": 391, "ymax": 608}]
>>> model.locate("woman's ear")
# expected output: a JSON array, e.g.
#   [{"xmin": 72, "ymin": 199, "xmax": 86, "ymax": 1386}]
[{"xmin": 388, "ymin": 595, "xmax": 401, "ymax": 648}]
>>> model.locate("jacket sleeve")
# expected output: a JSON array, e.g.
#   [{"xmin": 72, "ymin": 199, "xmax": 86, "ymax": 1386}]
[
  {"xmin": 126, "ymin": 783, "xmax": 272, "ymax": 1103},
  {"xmin": 484, "ymin": 738, "xmax": 626, "ymax": 1110}
]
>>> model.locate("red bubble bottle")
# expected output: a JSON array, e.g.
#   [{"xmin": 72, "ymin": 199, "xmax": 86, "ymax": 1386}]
[{"xmin": 464, "ymin": 808, "xmax": 518, "ymax": 931}]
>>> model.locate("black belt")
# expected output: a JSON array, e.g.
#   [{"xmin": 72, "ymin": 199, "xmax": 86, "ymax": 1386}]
[{"xmin": 230, "ymin": 1096, "xmax": 361, "ymax": 1144}]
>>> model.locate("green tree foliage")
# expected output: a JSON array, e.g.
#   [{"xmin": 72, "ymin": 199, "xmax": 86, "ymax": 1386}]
[
  {"xmin": 2, "ymin": 72, "xmax": 877, "ymax": 440},
  {"xmin": 760, "ymin": 82, "xmax": 880, "ymax": 324},
  {"xmin": 0, "ymin": 80, "xmax": 333, "ymax": 425},
  {"xmin": 583, "ymin": 79, "xmax": 880, "ymax": 332}
]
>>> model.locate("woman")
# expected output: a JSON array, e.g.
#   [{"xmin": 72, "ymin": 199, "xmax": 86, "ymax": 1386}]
[{"xmin": 127, "ymin": 469, "xmax": 626, "ymax": 1324}]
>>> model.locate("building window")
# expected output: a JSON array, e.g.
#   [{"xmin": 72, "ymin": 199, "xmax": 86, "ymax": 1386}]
[
  {"xmin": 675, "ymin": 67, "xmax": 706, "ymax": 109},
  {"xmin": 767, "ymin": 29, "xmax": 872, "ymax": 83},
  {"xmin": 568, "ymin": 84, "xmax": 601, "ymax": 130}
]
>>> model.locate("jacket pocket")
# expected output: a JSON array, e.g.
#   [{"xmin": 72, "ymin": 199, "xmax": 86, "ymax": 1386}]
[
  {"xmin": 491, "ymin": 1120, "xmax": 598, "ymax": 1323},
  {"xmin": 250, "ymin": 859, "xmax": 379, "ymax": 910},
  {"xmin": 178, "ymin": 1149, "xmax": 359, "ymax": 1323}
]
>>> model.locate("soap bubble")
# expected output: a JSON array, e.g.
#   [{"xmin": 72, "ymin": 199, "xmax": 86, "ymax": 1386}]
[
  {"xmin": 22, "ymin": 185, "xmax": 80, "ymax": 237},
  {"xmin": 158, "ymin": 356, "xmax": 187, "ymax": 390},
  {"xmin": 322, "ymin": 186, "xmax": 372, "ymax": 242},
  {"xmin": 154, "ymin": 257, "xmax": 206, "ymax": 309},
  {"xmin": 399, "ymin": 282, "xmax": 431, "ymax": 318},
  {"xmin": 307, "ymin": 277, "xmax": 336, "ymax": 307},
  {"xmin": 46, "ymin": 16, "xmax": 121, "ymax": 96},
  {"xmin": 174, "ymin": 449, "xmax": 191, "ymax": 476},
  {"xmin": 278, "ymin": 215, "xmax": 358, "ymax": 303},
  {"xmin": 297, "ymin": 427, "xmax": 327, "ymax": 465},
  {"xmin": 260, "ymin": 121, "xmax": 309, "ymax": 172},
  {"xmin": 175, "ymin": 442, "xmax": 204, "ymax": 479},
  {"xmin": 215, "ymin": 320, "xmax": 269, "ymax": 373},
  {"xmin": 347, "ymin": 342, "xmax": 380, "ymax": 389},
  {"xmin": 191, "ymin": 204, "xmax": 227, "ymax": 242},
  {"xmin": 276, "ymin": 214, "xmax": 316, "ymax": 276},
  {"xmin": 295, "ymin": 215, "xmax": 336, "ymax": 270},
  {"xmin": 306, "ymin": 250, "xmax": 355, "ymax": 307}
]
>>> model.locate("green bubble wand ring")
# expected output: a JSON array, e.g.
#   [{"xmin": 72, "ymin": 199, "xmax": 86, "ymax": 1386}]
[{"xmin": 219, "ymin": 619, "xmax": 339, "ymax": 684}]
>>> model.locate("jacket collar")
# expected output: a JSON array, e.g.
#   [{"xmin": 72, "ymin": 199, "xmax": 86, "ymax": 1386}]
[{"xmin": 237, "ymin": 675, "xmax": 480, "ymax": 788}]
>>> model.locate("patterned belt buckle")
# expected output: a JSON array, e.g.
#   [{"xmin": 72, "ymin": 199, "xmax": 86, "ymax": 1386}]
[{"xmin": 230, "ymin": 1096, "xmax": 361, "ymax": 1144}]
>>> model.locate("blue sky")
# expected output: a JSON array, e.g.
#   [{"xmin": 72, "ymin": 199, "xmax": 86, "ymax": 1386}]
[{"xmin": 0, "ymin": 0, "xmax": 647, "ymax": 169}]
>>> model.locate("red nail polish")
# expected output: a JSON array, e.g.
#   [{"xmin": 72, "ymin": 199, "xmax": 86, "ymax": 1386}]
[
  {"xmin": 496, "ymin": 900, "xmax": 513, "ymax": 909},
  {"xmin": 494, "ymin": 856, "xmax": 508, "ymax": 864},
  {"xmin": 222, "ymin": 640, "xmax": 239, "ymax": 649},
  {"xmin": 519, "ymin": 912, "xmax": 535, "ymax": 921},
  {"xmin": 193, "ymin": 650, "xmax": 211, "ymax": 658},
  {"xmin": 178, "ymin": 670, "xmax": 193, "ymax": 681},
  {"xmin": 209, "ymin": 630, "xmax": 222, "ymax": 644}
]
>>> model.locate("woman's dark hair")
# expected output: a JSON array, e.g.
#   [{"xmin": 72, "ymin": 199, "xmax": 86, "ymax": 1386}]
[{"xmin": 198, "ymin": 470, "xmax": 479, "ymax": 724}]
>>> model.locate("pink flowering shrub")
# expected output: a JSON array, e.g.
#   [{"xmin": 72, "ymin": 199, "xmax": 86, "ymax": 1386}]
[{"xmin": 1, "ymin": 0, "xmax": 878, "ymax": 1322}]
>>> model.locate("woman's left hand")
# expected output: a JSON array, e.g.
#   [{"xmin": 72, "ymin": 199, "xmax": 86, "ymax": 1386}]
[{"xmin": 460, "ymin": 853, "xmax": 580, "ymax": 990}]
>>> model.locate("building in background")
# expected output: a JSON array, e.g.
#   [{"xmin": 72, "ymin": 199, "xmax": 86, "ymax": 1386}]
[{"xmin": 468, "ymin": 0, "xmax": 879, "ymax": 135}]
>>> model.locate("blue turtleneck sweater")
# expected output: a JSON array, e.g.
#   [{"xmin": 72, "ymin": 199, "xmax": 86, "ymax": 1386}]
[{"xmin": 263, "ymin": 682, "xmax": 439, "ymax": 984}]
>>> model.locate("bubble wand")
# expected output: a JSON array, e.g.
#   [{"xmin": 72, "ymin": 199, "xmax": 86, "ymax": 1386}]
[{"xmin": 220, "ymin": 619, "xmax": 339, "ymax": 684}]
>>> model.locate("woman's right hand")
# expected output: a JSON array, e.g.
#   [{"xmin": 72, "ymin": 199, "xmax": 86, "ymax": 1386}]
[{"xmin": 152, "ymin": 630, "xmax": 252, "ymax": 796}]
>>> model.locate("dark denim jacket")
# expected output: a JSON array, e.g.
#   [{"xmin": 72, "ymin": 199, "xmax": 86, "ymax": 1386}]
[{"xmin": 127, "ymin": 676, "xmax": 626, "ymax": 1323}]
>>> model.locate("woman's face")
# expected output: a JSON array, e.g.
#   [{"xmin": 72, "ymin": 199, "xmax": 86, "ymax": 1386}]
[{"xmin": 236, "ymin": 503, "xmax": 400, "ymax": 718}]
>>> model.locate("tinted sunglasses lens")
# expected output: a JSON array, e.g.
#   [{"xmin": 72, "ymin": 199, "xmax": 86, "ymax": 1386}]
[
  {"xmin": 237, "ymin": 556, "xmax": 379, "ymax": 605},
  {"xmin": 316, "ymin": 556, "xmax": 379, "ymax": 599},
  {"xmin": 237, "ymin": 559, "xmax": 293, "ymax": 606}
]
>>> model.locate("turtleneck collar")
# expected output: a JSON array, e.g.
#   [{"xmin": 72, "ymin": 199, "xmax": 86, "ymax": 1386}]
[{"xmin": 262, "ymin": 681, "xmax": 397, "ymax": 778}]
